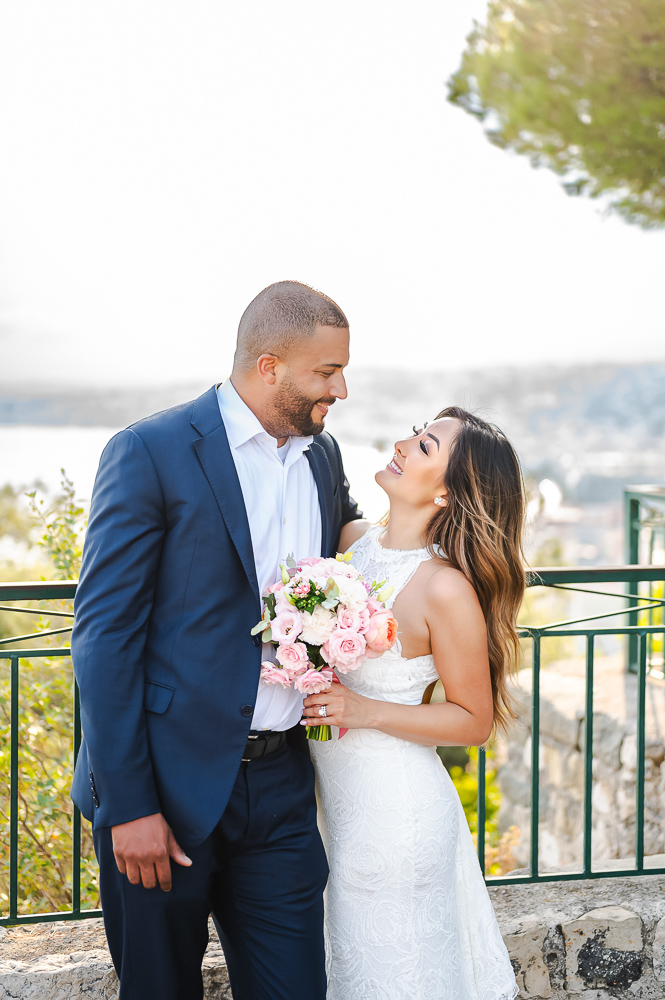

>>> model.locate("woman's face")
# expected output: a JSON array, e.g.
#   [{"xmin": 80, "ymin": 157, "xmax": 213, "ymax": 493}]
[{"xmin": 375, "ymin": 417, "xmax": 461, "ymax": 507}]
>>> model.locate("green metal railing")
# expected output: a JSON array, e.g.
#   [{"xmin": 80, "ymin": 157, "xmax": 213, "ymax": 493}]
[
  {"xmin": 625, "ymin": 486, "xmax": 665, "ymax": 674},
  {"xmin": 477, "ymin": 565, "xmax": 665, "ymax": 884},
  {"xmin": 0, "ymin": 582, "xmax": 101, "ymax": 926},
  {"xmin": 1, "ymin": 568, "xmax": 664, "ymax": 923}
]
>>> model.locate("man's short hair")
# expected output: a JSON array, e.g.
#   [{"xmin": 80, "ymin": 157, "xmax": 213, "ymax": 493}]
[{"xmin": 233, "ymin": 280, "xmax": 348, "ymax": 373}]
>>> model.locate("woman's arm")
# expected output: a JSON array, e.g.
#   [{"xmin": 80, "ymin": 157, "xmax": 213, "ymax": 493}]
[{"xmin": 302, "ymin": 567, "xmax": 494, "ymax": 746}]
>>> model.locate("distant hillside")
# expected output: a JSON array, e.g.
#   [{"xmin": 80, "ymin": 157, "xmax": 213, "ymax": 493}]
[
  {"xmin": 327, "ymin": 362, "xmax": 665, "ymax": 462},
  {"xmin": 0, "ymin": 382, "xmax": 209, "ymax": 429},
  {"xmin": 1, "ymin": 363, "xmax": 664, "ymax": 500}
]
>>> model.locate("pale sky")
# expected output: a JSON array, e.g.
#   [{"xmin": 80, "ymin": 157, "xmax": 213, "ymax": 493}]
[{"xmin": 1, "ymin": 0, "xmax": 664, "ymax": 387}]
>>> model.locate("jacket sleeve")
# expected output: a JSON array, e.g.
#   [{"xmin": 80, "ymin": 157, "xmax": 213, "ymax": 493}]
[
  {"xmin": 331, "ymin": 435, "xmax": 363, "ymax": 526},
  {"xmin": 71, "ymin": 428, "xmax": 166, "ymax": 829}
]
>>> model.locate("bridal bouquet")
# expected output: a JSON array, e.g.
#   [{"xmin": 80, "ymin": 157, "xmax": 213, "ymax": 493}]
[{"xmin": 251, "ymin": 553, "xmax": 397, "ymax": 741}]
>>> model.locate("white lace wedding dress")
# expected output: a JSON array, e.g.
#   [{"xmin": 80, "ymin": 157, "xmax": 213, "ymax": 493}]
[{"xmin": 311, "ymin": 526, "xmax": 518, "ymax": 1000}]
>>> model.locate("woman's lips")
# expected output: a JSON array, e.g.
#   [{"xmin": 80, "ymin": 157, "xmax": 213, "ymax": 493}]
[{"xmin": 386, "ymin": 456, "xmax": 403, "ymax": 476}]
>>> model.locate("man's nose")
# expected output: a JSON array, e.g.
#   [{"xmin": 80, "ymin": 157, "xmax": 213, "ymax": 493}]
[{"xmin": 331, "ymin": 374, "xmax": 348, "ymax": 400}]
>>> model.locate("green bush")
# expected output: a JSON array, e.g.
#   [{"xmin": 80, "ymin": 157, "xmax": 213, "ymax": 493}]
[{"xmin": 0, "ymin": 473, "xmax": 98, "ymax": 918}]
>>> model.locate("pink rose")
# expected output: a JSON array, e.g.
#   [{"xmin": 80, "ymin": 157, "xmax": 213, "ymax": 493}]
[
  {"xmin": 337, "ymin": 606, "xmax": 370, "ymax": 634},
  {"xmin": 270, "ymin": 609, "xmax": 303, "ymax": 644},
  {"xmin": 322, "ymin": 629, "xmax": 366, "ymax": 673},
  {"xmin": 331, "ymin": 561, "xmax": 360, "ymax": 580},
  {"xmin": 275, "ymin": 641, "xmax": 309, "ymax": 678},
  {"xmin": 364, "ymin": 610, "xmax": 398, "ymax": 656},
  {"xmin": 294, "ymin": 667, "xmax": 334, "ymax": 695},
  {"xmin": 265, "ymin": 580, "xmax": 285, "ymax": 595},
  {"xmin": 259, "ymin": 662, "xmax": 291, "ymax": 687}
]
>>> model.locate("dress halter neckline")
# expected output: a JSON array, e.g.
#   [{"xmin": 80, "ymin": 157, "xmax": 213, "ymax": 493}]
[{"xmin": 370, "ymin": 526, "xmax": 428, "ymax": 556}]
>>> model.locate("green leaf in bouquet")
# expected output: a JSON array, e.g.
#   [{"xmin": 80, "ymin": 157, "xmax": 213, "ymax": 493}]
[
  {"xmin": 286, "ymin": 553, "xmax": 297, "ymax": 569},
  {"xmin": 251, "ymin": 619, "xmax": 272, "ymax": 636}
]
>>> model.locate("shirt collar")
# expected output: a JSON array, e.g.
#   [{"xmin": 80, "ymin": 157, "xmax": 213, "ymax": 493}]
[{"xmin": 216, "ymin": 379, "xmax": 313, "ymax": 459}]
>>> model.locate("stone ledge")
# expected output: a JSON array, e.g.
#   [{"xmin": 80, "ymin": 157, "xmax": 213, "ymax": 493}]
[
  {"xmin": 2, "ymin": 877, "xmax": 665, "ymax": 999},
  {"xmin": 0, "ymin": 918, "xmax": 232, "ymax": 1000},
  {"xmin": 488, "ymin": 874, "xmax": 665, "ymax": 998}
]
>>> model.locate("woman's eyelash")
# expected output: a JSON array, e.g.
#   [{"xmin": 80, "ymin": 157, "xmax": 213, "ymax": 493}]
[
  {"xmin": 412, "ymin": 425, "xmax": 419, "ymax": 436},
  {"xmin": 420, "ymin": 440, "xmax": 428, "ymax": 455}
]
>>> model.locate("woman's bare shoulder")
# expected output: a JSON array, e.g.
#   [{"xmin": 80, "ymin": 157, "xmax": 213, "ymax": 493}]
[
  {"xmin": 338, "ymin": 519, "xmax": 373, "ymax": 553},
  {"xmin": 424, "ymin": 562, "xmax": 480, "ymax": 610}
]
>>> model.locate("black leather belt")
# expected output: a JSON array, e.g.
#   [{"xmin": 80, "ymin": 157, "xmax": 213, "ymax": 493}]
[{"xmin": 242, "ymin": 730, "xmax": 287, "ymax": 763}]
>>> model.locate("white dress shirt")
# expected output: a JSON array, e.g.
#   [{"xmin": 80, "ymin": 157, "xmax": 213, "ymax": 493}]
[{"xmin": 217, "ymin": 379, "xmax": 322, "ymax": 731}]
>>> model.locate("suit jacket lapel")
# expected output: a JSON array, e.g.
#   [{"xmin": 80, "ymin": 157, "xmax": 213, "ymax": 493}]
[
  {"xmin": 306, "ymin": 443, "xmax": 333, "ymax": 557},
  {"xmin": 192, "ymin": 388, "xmax": 260, "ymax": 608}
]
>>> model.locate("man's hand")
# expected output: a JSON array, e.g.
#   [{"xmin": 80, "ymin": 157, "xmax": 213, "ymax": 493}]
[{"xmin": 111, "ymin": 812, "xmax": 192, "ymax": 891}]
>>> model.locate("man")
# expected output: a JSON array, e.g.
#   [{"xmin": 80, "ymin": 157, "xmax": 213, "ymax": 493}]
[{"xmin": 71, "ymin": 280, "xmax": 362, "ymax": 999}]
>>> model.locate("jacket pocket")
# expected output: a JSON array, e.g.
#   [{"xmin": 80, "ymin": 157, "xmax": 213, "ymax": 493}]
[{"xmin": 144, "ymin": 680, "xmax": 175, "ymax": 714}]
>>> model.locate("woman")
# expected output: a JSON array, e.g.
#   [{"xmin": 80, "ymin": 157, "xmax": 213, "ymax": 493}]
[{"xmin": 304, "ymin": 407, "xmax": 524, "ymax": 1000}]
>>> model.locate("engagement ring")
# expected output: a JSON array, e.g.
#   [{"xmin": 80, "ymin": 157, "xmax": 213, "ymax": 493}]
[{"xmin": 318, "ymin": 705, "xmax": 327, "ymax": 718}]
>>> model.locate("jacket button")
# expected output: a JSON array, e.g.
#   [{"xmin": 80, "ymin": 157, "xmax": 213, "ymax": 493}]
[
  {"xmin": 252, "ymin": 634, "xmax": 261, "ymax": 648},
  {"xmin": 241, "ymin": 705, "xmax": 253, "ymax": 718}
]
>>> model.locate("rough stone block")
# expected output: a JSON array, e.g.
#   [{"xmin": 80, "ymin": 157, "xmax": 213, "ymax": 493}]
[
  {"xmin": 0, "ymin": 951, "xmax": 118, "ymax": 1000},
  {"xmin": 579, "ymin": 713, "xmax": 625, "ymax": 771},
  {"xmin": 499, "ymin": 766, "xmax": 532, "ymax": 810},
  {"xmin": 652, "ymin": 914, "xmax": 665, "ymax": 982},
  {"xmin": 540, "ymin": 698, "xmax": 583, "ymax": 751},
  {"xmin": 503, "ymin": 914, "xmax": 552, "ymax": 998},
  {"xmin": 621, "ymin": 733, "xmax": 665, "ymax": 771},
  {"xmin": 0, "ymin": 943, "xmax": 232, "ymax": 1000},
  {"xmin": 592, "ymin": 780, "xmax": 614, "ymax": 817},
  {"xmin": 563, "ymin": 750, "xmax": 585, "ymax": 794},
  {"xmin": 562, "ymin": 906, "xmax": 643, "ymax": 993}
]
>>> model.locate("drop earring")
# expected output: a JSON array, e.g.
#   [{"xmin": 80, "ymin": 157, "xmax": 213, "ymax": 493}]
[{"xmin": 434, "ymin": 496, "xmax": 448, "ymax": 507}]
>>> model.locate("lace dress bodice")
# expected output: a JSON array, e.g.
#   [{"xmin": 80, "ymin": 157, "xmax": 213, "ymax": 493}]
[
  {"xmin": 339, "ymin": 525, "xmax": 440, "ymax": 707},
  {"xmin": 310, "ymin": 524, "xmax": 518, "ymax": 1000}
]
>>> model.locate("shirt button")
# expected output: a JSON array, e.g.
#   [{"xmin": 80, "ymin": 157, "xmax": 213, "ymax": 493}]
[
  {"xmin": 283, "ymin": 517, "xmax": 286, "ymax": 525},
  {"xmin": 241, "ymin": 705, "xmax": 254, "ymax": 718}
]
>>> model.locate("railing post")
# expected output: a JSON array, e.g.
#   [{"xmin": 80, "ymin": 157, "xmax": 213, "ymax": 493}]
[
  {"xmin": 9, "ymin": 656, "xmax": 19, "ymax": 921},
  {"xmin": 636, "ymin": 632, "xmax": 647, "ymax": 872},
  {"xmin": 476, "ymin": 745, "xmax": 486, "ymax": 874},
  {"xmin": 72, "ymin": 681, "xmax": 82, "ymax": 915},
  {"xmin": 625, "ymin": 493, "xmax": 640, "ymax": 674},
  {"xmin": 530, "ymin": 635, "xmax": 540, "ymax": 878},
  {"xmin": 583, "ymin": 635, "xmax": 594, "ymax": 875}
]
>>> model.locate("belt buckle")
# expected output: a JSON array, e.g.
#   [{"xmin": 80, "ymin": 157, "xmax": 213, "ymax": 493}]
[{"xmin": 242, "ymin": 733, "xmax": 260, "ymax": 763}]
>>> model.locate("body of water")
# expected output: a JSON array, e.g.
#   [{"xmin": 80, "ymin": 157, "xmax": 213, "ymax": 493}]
[{"xmin": 0, "ymin": 425, "xmax": 388, "ymax": 522}]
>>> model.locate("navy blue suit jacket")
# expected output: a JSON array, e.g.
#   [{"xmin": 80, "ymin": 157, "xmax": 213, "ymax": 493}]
[{"xmin": 71, "ymin": 385, "xmax": 362, "ymax": 847}]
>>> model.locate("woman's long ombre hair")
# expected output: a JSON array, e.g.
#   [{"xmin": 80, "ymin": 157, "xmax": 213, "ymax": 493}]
[{"xmin": 427, "ymin": 407, "xmax": 526, "ymax": 735}]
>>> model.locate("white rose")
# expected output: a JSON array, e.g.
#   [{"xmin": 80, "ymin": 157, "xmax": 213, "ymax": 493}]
[
  {"xmin": 300, "ymin": 604, "xmax": 338, "ymax": 645},
  {"xmin": 335, "ymin": 576, "xmax": 370, "ymax": 612}
]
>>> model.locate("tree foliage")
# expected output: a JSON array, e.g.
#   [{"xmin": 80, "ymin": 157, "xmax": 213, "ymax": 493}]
[{"xmin": 448, "ymin": 0, "xmax": 665, "ymax": 227}]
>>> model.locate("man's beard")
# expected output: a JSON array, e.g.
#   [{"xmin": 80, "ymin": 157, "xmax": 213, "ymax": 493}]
[{"xmin": 271, "ymin": 376, "xmax": 335, "ymax": 437}]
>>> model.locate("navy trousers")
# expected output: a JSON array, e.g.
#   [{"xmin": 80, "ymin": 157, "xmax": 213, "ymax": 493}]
[{"xmin": 93, "ymin": 742, "xmax": 329, "ymax": 1000}]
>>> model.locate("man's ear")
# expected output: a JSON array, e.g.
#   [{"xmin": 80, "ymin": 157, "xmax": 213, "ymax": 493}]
[{"xmin": 256, "ymin": 354, "xmax": 279, "ymax": 385}]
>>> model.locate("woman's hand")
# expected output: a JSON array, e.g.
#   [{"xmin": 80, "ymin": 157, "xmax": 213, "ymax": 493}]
[{"xmin": 301, "ymin": 680, "xmax": 379, "ymax": 731}]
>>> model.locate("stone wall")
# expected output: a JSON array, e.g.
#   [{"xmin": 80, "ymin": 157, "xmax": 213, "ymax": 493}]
[
  {"xmin": 3, "ymin": 876, "xmax": 665, "ymax": 999},
  {"xmin": 496, "ymin": 654, "xmax": 665, "ymax": 871}
]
